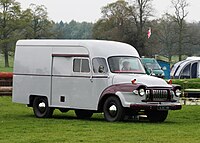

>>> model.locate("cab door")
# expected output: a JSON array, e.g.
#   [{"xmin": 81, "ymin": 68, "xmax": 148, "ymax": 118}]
[{"xmin": 91, "ymin": 58, "xmax": 109, "ymax": 109}]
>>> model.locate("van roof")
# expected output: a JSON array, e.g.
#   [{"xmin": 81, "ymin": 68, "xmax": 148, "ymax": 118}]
[{"xmin": 16, "ymin": 40, "xmax": 140, "ymax": 58}]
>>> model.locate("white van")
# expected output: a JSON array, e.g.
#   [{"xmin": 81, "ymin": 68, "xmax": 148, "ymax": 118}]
[{"xmin": 12, "ymin": 40, "xmax": 182, "ymax": 122}]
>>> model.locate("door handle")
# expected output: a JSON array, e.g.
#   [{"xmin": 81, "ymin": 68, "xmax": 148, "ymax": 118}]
[{"xmin": 90, "ymin": 76, "xmax": 93, "ymax": 82}]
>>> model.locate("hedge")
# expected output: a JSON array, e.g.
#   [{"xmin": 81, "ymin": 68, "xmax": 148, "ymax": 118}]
[{"xmin": 172, "ymin": 78, "xmax": 200, "ymax": 89}]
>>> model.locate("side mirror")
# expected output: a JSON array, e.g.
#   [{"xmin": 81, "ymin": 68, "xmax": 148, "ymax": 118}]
[
  {"xmin": 149, "ymin": 68, "xmax": 155, "ymax": 76},
  {"xmin": 98, "ymin": 65, "xmax": 105, "ymax": 73}
]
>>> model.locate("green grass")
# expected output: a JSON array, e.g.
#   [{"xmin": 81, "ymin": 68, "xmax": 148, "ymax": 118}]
[
  {"xmin": 0, "ymin": 55, "xmax": 14, "ymax": 72},
  {"xmin": 1, "ymin": 96, "xmax": 200, "ymax": 143}
]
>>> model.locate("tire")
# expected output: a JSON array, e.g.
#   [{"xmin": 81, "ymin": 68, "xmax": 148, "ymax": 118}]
[
  {"xmin": 33, "ymin": 97, "xmax": 54, "ymax": 118},
  {"xmin": 147, "ymin": 111, "xmax": 168, "ymax": 122},
  {"xmin": 75, "ymin": 110, "xmax": 93, "ymax": 119},
  {"xmin": 103, "ymin": 96, "xmax": 125, "ymax": 122}
]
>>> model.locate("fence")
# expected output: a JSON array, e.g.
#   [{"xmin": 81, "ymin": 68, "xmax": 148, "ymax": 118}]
[{"xmin": 0, "ymin": 72, "xmax": 13, "ymax": 96}]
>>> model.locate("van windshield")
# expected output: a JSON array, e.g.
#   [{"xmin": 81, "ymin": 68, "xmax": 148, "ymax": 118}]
[{"xmin": 108, "ymin": 56, "xmax": 146, "ymax": 74}]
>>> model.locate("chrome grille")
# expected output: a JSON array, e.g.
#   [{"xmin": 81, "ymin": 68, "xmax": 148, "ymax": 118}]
[{"xmin": 146, "ymin": 89, "xmax": 169, "ymax": 102}]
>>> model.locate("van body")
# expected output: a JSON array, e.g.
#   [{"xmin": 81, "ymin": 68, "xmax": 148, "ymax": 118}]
[{"xmin": 13, "ymin": 40, "xmax": 182, "ymax": 122}]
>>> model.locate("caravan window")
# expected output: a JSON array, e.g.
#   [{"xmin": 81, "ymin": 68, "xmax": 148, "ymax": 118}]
[
  {"xmin": 180, "ymin": 63, "xmax": 191, "ymax": 79},
  {"xmin": 73, "ymin": 59, "xmax": 90, "ymax": 73},
  {"xmin": 191, "ymin": 62, "xmax": 198, "ymax": 78}
]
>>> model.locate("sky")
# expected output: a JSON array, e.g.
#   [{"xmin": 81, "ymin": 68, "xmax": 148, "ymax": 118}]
[{"xmin": 17, "ymin": 0, "xmax": 200, "ymax": 23}]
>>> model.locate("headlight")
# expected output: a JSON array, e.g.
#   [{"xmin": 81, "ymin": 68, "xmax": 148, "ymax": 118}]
[
  {"xmin": 133, "ymin": 90, "xmax": 139, "ymax": 95},
  {"xmin": 139, "ymin": 88, "xmax": 145, "ymax": 96},
  {"xmin": 175, "ymin": 89, "xmax": 182, "ymax": 97}
]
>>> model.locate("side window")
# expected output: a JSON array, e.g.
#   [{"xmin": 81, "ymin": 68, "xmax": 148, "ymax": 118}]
[
  {"xmin": 73, "ymin": 58, "xmax": 90, "ymax": 73},
  {"xmin": 92, "ymin": 58, "xmax": 108, "ymax": 73},
  {"xmin": 73, "ymin": 59, "xmax": 81, "ymax": 72},
  {"xmin": 81, "ymin": 59, "xmax": 90, "ymax": 72}
]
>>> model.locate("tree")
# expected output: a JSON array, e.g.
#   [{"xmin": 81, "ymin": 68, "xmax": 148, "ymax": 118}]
[
  {"xmin": 0, "ymin": 0, "xmax": 21, "ymax": 67},
  {"xmin": 157, "ymin": 13, "xmax": 178, "ymax": 62},
  {"xmin": 93, "ymin": 1, "xmax": 131, "ymax": 42},
  {"xmin": 171, "ymin": 0, "xmax": 189, "ymax": 61},
  {"xmin": 24, "ymin": 4, "xmax": 53, "ymax": 39},
  {"xmin": 128, "ymin": 0, "xmax": 153, "ymax": 56},
  {"xmin": 92, "ymin": 0, "xmax": 154, "ymax": 56}
]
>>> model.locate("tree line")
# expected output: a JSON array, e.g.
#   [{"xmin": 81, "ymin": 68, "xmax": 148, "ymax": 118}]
[{"xmin": 0, "ymin": 0, "xmax": 200, "ymax": 67}]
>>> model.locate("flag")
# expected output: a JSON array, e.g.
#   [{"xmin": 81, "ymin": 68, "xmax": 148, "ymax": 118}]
[{"xmin": 147, "ymin": 27, "xmax": 151, "ymax": 39}]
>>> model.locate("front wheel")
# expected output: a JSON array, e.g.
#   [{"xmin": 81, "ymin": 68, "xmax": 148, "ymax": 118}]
[
  {"xmin": 33, "ymin": 97, "xmax": 54, "ymax": 118},
  {"xmin": 103, "ymin": 96, "xmax": 125, "ymax": 122},
  {"xmin": 147, "ymin": 110, "xmax": 168, "ymax": 122}
]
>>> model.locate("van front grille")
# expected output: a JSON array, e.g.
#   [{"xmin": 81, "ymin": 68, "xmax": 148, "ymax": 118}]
[{"xmin": 146, "ymin": 89, "xmax": 170, "ymax": 102}]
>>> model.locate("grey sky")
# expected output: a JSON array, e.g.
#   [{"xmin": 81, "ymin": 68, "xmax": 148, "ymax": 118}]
[{"xmin": 17, "ymin": 0, "xmax": 200, "ymax": 23}]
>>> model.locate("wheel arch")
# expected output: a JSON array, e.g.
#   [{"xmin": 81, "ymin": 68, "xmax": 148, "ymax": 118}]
[
  {"xmin": 97, "ymin": 93, "xmax": 122, "ymax": 112},
  {"xmin": 28, "ymin": 95, "xmax": 49, "ymax": 107}
]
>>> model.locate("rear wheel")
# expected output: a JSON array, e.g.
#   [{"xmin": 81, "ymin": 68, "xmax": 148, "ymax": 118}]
[
  {"xmin": 147, "ymin": 111, "xmax": 168, "ymax": 122},
  {"xmin": 33, "ymin": 97, "xmax": 54, "ymax": 118},
  {"xmin": 103, "ymin": 96, "xmax": 125, "ymax": 122},
  {"xmin": 75, "ymin": 110, "xmax": 93, "ymax": 119}
]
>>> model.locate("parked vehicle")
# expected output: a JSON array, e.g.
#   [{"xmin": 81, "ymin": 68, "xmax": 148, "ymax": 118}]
[
  {"xmin": 12, "ymin": 40, "xmax": 182, "ymax": 122},
  {"xmin": 171, "ymin": 57, "xmax": 200, "ymax": 79},
  {"xmin": 141, "ymin": 58, "xmax": 165, "ymax": 78}
]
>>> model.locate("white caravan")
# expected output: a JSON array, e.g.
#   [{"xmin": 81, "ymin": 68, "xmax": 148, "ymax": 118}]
[{"xmin": 13, "ymin": 40, "xmax": 182, "ymax": 122}]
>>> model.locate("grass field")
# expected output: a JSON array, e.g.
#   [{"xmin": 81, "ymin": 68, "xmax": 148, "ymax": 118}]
[{"xmin": 0, "ymin": 97, "xmax": 200, "ymax": 143}]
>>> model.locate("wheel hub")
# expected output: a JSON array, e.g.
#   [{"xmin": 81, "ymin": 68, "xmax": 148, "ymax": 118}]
[
  {"xmin": 38, "ymin": 102, "xmax": 46, "ymax": 113},
  {"xmin": 108, "ymin": 104, "xmax": 117, "ymax": 117}
]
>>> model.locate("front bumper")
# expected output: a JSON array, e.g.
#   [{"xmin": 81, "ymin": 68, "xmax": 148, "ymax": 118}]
[{"xmin": 130, "ymin": 103, "xmax": 182, "ymax": 111}]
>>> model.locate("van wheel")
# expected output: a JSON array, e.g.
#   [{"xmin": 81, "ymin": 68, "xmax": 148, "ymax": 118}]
[
  {"xmin": 103, "ymin": 96, "xmax": 125, "ymax": 122},
  {"xmin": 33, "ymin": 97, "xmax": 54, "ymax": 118},
  {"xmin": 75, "ymin": 110, "xmax": 93, "ymax": 119},
  {"xmin": 147, "ymin": 111, "xmax": 168, "ymax": 122}
]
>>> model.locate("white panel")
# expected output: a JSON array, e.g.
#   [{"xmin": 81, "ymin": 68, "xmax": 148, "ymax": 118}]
[
  {"xmin": 51, "ymin": 77, "xmax": 72, "ymax": 108},
  {"xmin": 53, "ymin": 57, "xmax": 72, "ymax": 76},
  {"xmin": 12, "ymin": 75, "xmax": 51, "ymax": 104},
  {"xmin": 14, "ymin": 46, "xmax": 52, "ymax": 75}
]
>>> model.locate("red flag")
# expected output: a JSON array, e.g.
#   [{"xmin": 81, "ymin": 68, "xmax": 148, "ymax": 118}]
[{"xmin": 147, "ymin": 27, "xmax": 151, "ymax": 39}]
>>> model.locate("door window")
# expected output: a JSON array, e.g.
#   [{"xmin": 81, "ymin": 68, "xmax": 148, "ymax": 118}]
[
  {"xmin": 73, "ymin": 59, "xmax": 90, "ymax": 73},
  {"xmin": 92, "ymin": 58, "xmax": 108, "ymax": 73}
]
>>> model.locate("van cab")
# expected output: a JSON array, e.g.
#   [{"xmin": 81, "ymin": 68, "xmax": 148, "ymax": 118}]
[{"xmin": 12, "ymin": 40, "xmax": 182, "ymax": 122}]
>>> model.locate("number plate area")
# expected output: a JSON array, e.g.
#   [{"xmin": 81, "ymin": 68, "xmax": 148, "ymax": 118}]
[{"xmin": 157, "ymin": 105, "xmax": 170, "ymax": 111}]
